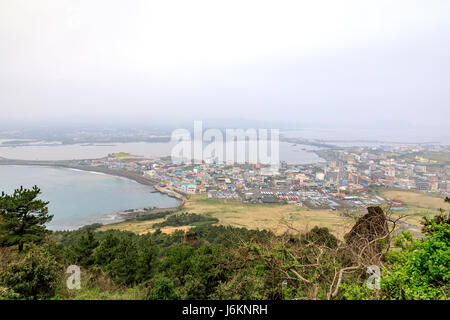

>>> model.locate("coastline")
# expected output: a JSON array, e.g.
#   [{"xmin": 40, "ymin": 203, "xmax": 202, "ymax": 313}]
[
  {"xmin": 60, "ymin": 164, "xmax": 188, "ymax": 202},
  {"xmin": 1, "ymin": 158, "xmax": 156, "ymax": 189},
  {"xmin": 0, "ymin": 158, "xmax": 186, "ymax": 229},
  {"xmin": 94, "ymin": 202, "xmax": 183, "ymax": 230}
]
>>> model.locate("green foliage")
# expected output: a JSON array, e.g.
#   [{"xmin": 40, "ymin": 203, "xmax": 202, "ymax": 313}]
[
  {"xmin": 144, "ymin": 274, "xmax": 180, "ymax": 300},
  {"xmin": 339, "ymin": 282, "xmax": 375, "ymax": 300},
  {"xmin": 178, "ymin": 246, "xmax": 226, "ymax": 299},
  {"xmin": 67, "ymin": 286, "xmax": 145, "ymax": 300},
  {"xmin": 135, "ymin": 210, "xmax": 173, "ymax": 221},
  {"xmin": 68, "ymin": 229, "xmax": 99, "ymax": 267},
  {"xmin": 0, "ymin": 244, "xmax": 62, "ymax": 299},
  {"xmin": 421, "ymin": 211, "xmax": 450, "ymax": 235},
  {"xmin": 1, "ymin": 185, "xmax": 447, "ymax": 301},
  {"xmin": 341, "ymin": 197, "xmax": 450, "ymax": 301},
  {"xmin": 300, "ymin": 226, "xmax": 338, "ymax": 248},
  {"xmin": 153, "ymin": 212, "xmax": 219, "ymax": 228},
  {"xmin": 53, "ymin": 228, "xmax": 136, "ymax": 248},
  {"xmin": 0, "ymin": 186, "xmax": 53, "ymax": 251},
  {"xmin": 158, "ymin": 245, "xmax": 195, "ymax": 284},
  {"xmin": 79, "ymin": 223, "xmax": 103, "ymax": 231},
  {"xmin": 380, "ymin": 221, "xmax": 450, "ymax": 299},
  {"xmin": 211, "ymin": 269, "xmax": 266, "ymax": 300},
  {"xmin": 0, "ymin": 286, "xmax": 20, "ymax": 300},
  {"xmin": 245, "ymin": 240, "xmax": 350, "ymax": 300},
  {"xmin": 93, "ymin": 234, "xmax": 153, "ymax": 285},
  {"xmin": 192, "ymin": 224, "xmax": 272, "ymax": 247}
]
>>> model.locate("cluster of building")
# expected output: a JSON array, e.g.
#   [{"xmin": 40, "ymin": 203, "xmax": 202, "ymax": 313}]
[
  {"xmin": 316, "ymin": 145, "xmax": 450, "ymax": 194},
  {"xmin": 76, "ymin": 144, "xmax": 450, "ymax": 211}
]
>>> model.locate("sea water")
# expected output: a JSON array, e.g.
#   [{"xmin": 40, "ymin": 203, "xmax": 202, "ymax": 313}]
[{"xmin": 0, "ymin": 165, "xmax": 180, "ymax": 230}]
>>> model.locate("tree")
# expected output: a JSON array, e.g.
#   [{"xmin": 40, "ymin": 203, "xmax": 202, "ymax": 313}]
[
  {"xmin": 106, "ymin": 237, "xmax": 141, "ymax": 285},
  {"xmin": 93, "ymin": 233, "xmax": 121, "ymax": 266},
  {"xmin": 159, "ymin": 245, "xmax": 195, "ymax": 286},
  {"xmin": 70, "ymin": 229, "xmax": 99, "ymax": 267},
  {"xmin": 0, "ymin": 186, "xmax": 53, "ymax": 252},
  {"xmin": 180, "ymin": 245, "xmax": 225, "ymax": 299},
  {"xmin": 0, "ymin": 244, "xmax": 62, "ymax": 299},
  {"xmin": 93, "ymin": 235, "xmax": 153, "ymax": 285}
]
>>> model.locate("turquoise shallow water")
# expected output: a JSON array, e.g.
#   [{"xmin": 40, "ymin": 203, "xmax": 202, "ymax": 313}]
[{"xmin": 0, "ymin": 165, "xmax": 180, "ymax": 230}]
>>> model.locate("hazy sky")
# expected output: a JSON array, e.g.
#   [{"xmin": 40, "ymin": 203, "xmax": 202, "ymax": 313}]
[{"xmin": 1, "ymin": 0, "xmax": 450, "ymax": 128}]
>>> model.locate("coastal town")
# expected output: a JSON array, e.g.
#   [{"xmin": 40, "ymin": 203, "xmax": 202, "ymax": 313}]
[
  {"xmin": 2, "ymin": 0, "xmax": 450, "ymax": 304},
  {"xmin": 71, "ymin": 144, "xmax": 450, "ymax": 215}
]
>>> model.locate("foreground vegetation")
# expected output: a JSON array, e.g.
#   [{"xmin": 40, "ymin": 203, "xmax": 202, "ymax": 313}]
[{"xmin": 0, "ymin": 186, "xmax": 448, "ymax": 300}]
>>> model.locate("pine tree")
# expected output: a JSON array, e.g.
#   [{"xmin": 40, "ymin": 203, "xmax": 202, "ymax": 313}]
[
  {"xmin": 0, "ymin": 186, "xmax": 53, "ymax": 252},
  {"xmin": 70, "ymin": 229, "xmax": 99, "ymax": 267}
]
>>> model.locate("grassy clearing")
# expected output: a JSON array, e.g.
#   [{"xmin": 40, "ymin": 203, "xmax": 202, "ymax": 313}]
[
  {"xmin": 381, "ymin": 190, "xmax": 449, "ymax": 228},
  {"xmin": 98, "ymin": 190, "xmax": 448, "ymax": 238},
  {"xmin": 97, "ymin": 214, "xmax": 196, "ymax": 235},
  {"xmin": 179, "ymin": 194, "xmax": 354, "ymax": 238},
  {"xmin": 383, "ymin": 190, "xmax": 449, "ymax": 210},
  {"xmin": 387, "ymin": 205, "xmax": 443, "ymax": 227},
  {"xmin": 419, "ymin": 152, "xmax": 450, "ymax": 164},
  {"xmin": 98, "ymin": 194, "xmax": 355, "ymax": 239},
  {"xmin": 97, "ymin": 217, "xmax": 167, "ymax": 234},
  {"xmin": 61, "ymin": 274, "xmax": 145, "ymax": 300}
]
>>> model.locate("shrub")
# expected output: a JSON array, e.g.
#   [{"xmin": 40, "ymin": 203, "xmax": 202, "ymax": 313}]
[
  {"xmin": 153, "ymin": 213, "xmax": 218, "ymax": 228},
  {"xmin": 93, "ymin": 235, "xmax": 153, "ymax": 285},
  {"xmin": 136, "ymin": 211, "xmax": 172, "ymax": 221},
  {"xmin": 68, "ymin": 229, "xmax": 99, "ymax": 267},
  {"xmin": 380, "ymin": 222, "xmax": 450, "ymax": 300},
  {"xmin": 0, "ymin": 244, "xmax": 63, "ymax": 299},
  {"xmin": 144, "ymin": 274, "xmax": 180, "ymax": 300}
]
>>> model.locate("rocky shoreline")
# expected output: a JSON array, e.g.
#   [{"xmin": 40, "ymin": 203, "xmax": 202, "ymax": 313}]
[{"xmin": 105, "ymin": 204, "xmax": 182, "ymax": 225}]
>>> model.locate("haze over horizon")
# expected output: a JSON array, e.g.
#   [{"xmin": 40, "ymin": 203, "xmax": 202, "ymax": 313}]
[{"xmin": 1, "ymin": 0, "xmax": 450, "ymax": 131}]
